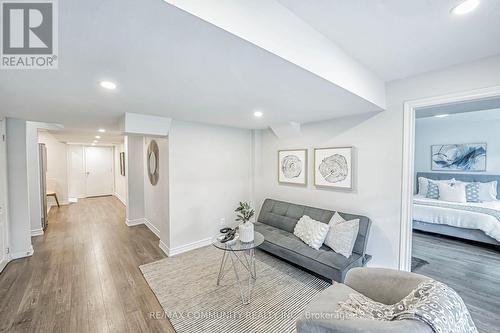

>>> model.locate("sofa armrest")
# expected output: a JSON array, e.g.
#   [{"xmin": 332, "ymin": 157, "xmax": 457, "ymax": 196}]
[
  {"xmin": 344, "ymin": 268, "xmax": 430, "ymax": 305},
  {"xmin": 297, "ymin": 315, "xmax": 432, "ymax": 333}
]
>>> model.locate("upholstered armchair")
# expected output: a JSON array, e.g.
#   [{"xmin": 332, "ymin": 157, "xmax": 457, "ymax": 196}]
[{"xmin": 296, "ymin": 268, "xmax": 434, "ymax": 333}]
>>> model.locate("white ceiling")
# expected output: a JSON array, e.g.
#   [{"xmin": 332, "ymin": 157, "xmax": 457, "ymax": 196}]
[
  {"xmin": 278, "ymin": 0, "xmax": 500, "ymax": 81},
  {"xmin": 417, "ymin": 107, "xmax": 500, "ymax": 123},
  {"xmin": 0, "ymin": 0, "xmax": 378, "ymax": 134},
  {"xmin": 416, "ymin": 96, "xmax": 500, "ymax": 118},
  {"xmin": 1, "ymin": 0, "xmax": 499, "ymax": 137},
  {"xmin": 48, "ymin": 129, "xmax": 124, "ymax": 145}
]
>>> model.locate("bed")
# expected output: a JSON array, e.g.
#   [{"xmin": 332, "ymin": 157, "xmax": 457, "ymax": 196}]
[{"xmin": 413, "ymin": 172, "xmax": 500, "ymax": 247}]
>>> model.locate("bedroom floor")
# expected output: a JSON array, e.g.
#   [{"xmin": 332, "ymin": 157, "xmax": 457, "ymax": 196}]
[{"xmin": 412, "ymin": 231, "xmax": 500, "ymax": 333}]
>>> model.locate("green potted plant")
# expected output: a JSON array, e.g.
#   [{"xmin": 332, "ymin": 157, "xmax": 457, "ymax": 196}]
[{"xmin": 235, "ymin": 201, "xmax": 255, "ymax": 242}]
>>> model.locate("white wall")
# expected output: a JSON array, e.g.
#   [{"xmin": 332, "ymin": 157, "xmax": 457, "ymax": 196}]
[
  {"xmin": 143, "ymin": 137, "xmax": 168, "ymax": 238},
  {"xmin": 255, "ymin": 55, "xmax": 500, "ymax": 269},
  {"xmin": 113, "ymin": 143, "xmax": 127, "ymax": 205},
  {"xmin": 68, "ymin": 145, "xmax": 86, "ymax": 199},
  {"xmin": 38, "ymin": 131, "xmax": 68, "ymax": 207},
  {"xmin": 125, "ymin": 135, "xmax": 145, "ymax": 223},
  {"xmin": 26, "ymin": 122, "xmax": 42, "ymax": 232},
  {"xmin": 415, "ymin": 109, "xmax": 500, "ymax": 175},
  {"xmin": 6, "ymin": 118, "xmax": 32, "ymax": 258},
  {"xmin": 255, "ymin": 112, "xmax": 398, "ymax": 268},
  {"xmin": 167, "ymin": 121, "xmax": 252, "ymax": 250}
]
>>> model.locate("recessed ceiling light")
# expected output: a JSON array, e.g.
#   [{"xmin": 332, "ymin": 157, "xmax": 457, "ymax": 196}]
[
  {"xmin": 434, "ymin": 114, "xmax": 449, "ymax": 118},
  {"xmin": 98, "ymin": 128, "xmax": 106, "ymax": 133},
  {"xmin": 451, "ymin": 0, "xmax": 480, "ymax": 15},
  {"xmin": 99, "ymin": 81, "xmax": 117, "ymax": 90},
  {"xmin": 91, "ymin": 143, "xmax": 96, "ymax": 146},
  {"xmin": 95, "ymin": 135, "xmax": 101, "ymax": 139},
  {"xmin": 253, "ymin": 111, "xmax": 263, "ymax": 118}
]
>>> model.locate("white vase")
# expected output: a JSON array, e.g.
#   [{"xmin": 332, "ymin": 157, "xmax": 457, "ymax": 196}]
[{"xmin": 239, "ymin": 222, "xmax": 254, "ymax": 243}]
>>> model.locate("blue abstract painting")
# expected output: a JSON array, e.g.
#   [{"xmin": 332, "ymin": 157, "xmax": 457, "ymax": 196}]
[{"xmin": 431, "ymin": 143, "xmax": 486, "ymax": 172}]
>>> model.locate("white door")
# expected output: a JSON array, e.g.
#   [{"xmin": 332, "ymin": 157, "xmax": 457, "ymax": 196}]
[
  {"xmin": 85, "ymin": 146, "xmax": 113, "ymax": 197},
  {"xmin": 0, "ymin": 120, "xmax": 8, "ymax": 272}
]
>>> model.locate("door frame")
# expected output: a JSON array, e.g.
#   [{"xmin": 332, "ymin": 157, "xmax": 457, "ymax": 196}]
[
  {"xmin": 0, "ymin": 120, "xmax": 10, "ymax": 272},
  {"xmin": 399, "ymin": 85, "xmax": 500, "ymax": 271}
]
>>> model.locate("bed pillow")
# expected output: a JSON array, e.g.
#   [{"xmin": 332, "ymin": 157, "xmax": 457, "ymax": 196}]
[
  {"xmin": 293, "ymin": 215, "xmax": 330, "ymax": 250},
  {"xmin": 324, "ymin": 212, "xmax": 359, "ymax": 258},
  {"xmin": 465, "ymin": 183, "xmax": 481, "ymax": 203},
  {"xmin": 419, "ymin": 177, "xmax": 455, "ymax": 197},
  {"xmin": 418, "ymin": 177, "xmax": 430, "ymax": 196},
  {"xmin": 437, "ymin": 182, "xmax": 467, "ymax": 203},
  {"xmin": 478, "ymin": 181, "xmax": 498, "ymax": 202},
  {"xmin": 426, "ymin": 181, "xmax": 440, "ymax": 199}
]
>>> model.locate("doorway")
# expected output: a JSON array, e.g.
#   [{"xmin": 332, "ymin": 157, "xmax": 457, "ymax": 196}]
[
  {"xmin": 399, "ymin": 85, "xmax": 500, "ymax": 270},
  {"xmin": 68, "ymin": 145, "xmax": 114, "ymax": 199}
]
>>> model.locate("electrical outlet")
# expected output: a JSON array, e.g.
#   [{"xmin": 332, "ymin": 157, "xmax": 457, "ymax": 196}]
[{"xmin": 219, "ymin": 217, "xmax": 226, "ymax": 227}]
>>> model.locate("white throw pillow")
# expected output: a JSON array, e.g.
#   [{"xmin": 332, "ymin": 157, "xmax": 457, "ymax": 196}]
[
  {"xmin": 478, "ymin": 181, "xmax": 497, "ymax": 202},
  {"xmin": 437, "ymin": 182, "xmax": 466, "ymax": 203},
  {"xmin": 293, "ymin": 215, "xmax": 330, "ymax": 250},
  {"xmin": 324, "ymin": 212, "xmax": 360, "ymax": 258}
]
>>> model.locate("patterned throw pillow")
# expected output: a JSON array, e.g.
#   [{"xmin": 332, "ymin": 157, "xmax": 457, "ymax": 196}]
[
  {"xmin": 324, "ymin": 212, "xmax": 359, "ymax": 258},
  {"xmin": 293, "ymin": 215, "xmax": 330, "ymax": 250},
  {"xmin": 465, "ymin": 183, "xmax": 481, "ymax": 203},
  {"xmin": 426, "ymin": 181, "xmax": 439, "ymax": 200}
]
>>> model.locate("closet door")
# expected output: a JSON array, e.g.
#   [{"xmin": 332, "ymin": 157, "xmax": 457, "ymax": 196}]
[{"xmin": 85, "ymin": 146, "xmax": 113, "ymax": 197}]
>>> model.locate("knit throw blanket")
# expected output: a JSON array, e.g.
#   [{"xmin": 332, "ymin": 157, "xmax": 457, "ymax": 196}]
[{"xmin": 336, "ymin": 280, "xmax": 478, "ymax": 333}]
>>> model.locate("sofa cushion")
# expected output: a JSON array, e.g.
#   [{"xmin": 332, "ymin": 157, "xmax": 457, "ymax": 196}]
[{"xmin": 255, "ymin": 222, "xmax": 361, "ymax": 270}]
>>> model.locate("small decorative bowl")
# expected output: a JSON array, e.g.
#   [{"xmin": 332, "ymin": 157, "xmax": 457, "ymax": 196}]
[{"xmin": 217, "ymin": 233, "xmax": 239, "ymax": 245}]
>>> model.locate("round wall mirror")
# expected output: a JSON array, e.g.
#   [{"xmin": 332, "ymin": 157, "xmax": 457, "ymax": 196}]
[{"xmin": 147, "ymin": 140, "xmax": 159, "ymax": 185}]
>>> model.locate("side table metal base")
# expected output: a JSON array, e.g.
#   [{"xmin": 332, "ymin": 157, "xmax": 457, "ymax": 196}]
[{"xmin": 217, "ymin": 248, "xmax": 257, "ymax": 305}]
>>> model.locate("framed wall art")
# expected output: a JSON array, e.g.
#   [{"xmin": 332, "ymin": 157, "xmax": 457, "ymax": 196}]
[
  {"xmin": 314, "ymin": 147, "xmax": 352, "ymax": 189},
  {"xmin": 278, "ymin": 149, "xmax": 307, "ymax": 185},
  {"xmin": 431, "ymin": 143, "xmax": 486, "ymax": 172}
]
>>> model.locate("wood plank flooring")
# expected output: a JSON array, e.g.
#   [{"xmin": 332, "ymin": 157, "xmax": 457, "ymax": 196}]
[
  {"xmin": 412, "ymin": 231, "xmax": 500, "ymax": 333},
  {"xmin": 0, "ymin": 196, "xmax": 174, "ymax": 333}
]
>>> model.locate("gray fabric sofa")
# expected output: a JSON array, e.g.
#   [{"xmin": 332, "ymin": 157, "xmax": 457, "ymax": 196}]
[
  {"xmin": 296, "ymin": 268, "xmax": 433, "ymax": 333},
  {"xmin": 255, "ymin": 199, "xmax": 372, "ymax": 282}
]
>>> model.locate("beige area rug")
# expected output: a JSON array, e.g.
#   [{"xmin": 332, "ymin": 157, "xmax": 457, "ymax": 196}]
[{"xmin": 140, "ymin": 246, "xmax": 330, "ymax": 333}]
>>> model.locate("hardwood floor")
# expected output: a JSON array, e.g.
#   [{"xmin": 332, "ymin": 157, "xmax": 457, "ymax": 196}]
[
  {"xmin": 0, "ymin": 196, "xmax": 174, "ymax": 333},
  {"xmin": 412, "ymin": 231, "xmax": 500, "ymax": 333}
]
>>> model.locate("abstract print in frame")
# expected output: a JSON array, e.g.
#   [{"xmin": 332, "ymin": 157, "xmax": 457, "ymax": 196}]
[
  {"xmin": 431, "ymin": 143, "xmax": 486, "ymax": 172},
  {"xmin": 278, "ymin": 149, "xmax": 307, "ymax": 185},
  {"xmin": 314, "ymin": 147, "xmax": 353, "ymax": 189}
]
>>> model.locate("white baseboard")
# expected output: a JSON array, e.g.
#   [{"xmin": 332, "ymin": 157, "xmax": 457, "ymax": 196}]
[
  {"xmin": 159, "ymin": 239, "xmax": 169, "ymax": 256},
  {"xmin": 114, "ymin": 192, "xmax": 126, "ymax": 206},
  {"xmin": 144, "ymin": 218, "xmax": 160, "ymax": 238},
  {"xmin": 125, "ymin": 218, "xmax": 146, "ymax": 226},
  {"xmin": 160, "ymin": 237, "xmax": 212, "ymax": 257},
  {"xmin": 125, "ymin": 217, "xmax": 160, "ymax": 238},
  {"xmin": 10, "ymin": 245, "xmax": 34, "ymax": 260},
  {"xmin": 31, "ymin": 228, "xmax": 44, "ymax": 237}
]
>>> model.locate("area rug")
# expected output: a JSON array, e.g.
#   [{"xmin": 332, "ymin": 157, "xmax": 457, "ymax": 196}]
[
  {"xmin": 411, "ymin": 256, "xmax": 429, "ymax": 271},
  {"xmin": 139, "ymin": 246, "xmax": 330, "ymax": 333}
]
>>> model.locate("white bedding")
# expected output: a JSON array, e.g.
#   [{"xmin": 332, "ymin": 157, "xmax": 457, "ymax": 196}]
[{"xmin": 413, "ymin": 195, "xmax": 500, "ymax": 242}]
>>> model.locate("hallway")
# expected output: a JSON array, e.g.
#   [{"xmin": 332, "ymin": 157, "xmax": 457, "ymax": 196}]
[{"xmin": 0, "ymin": 197, "xmax": 173, "ymax": 333}]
